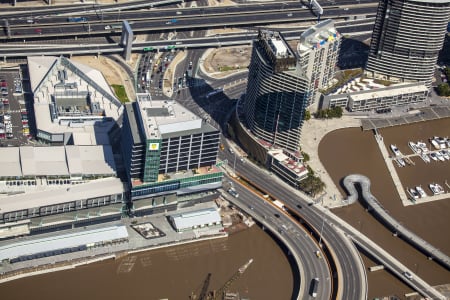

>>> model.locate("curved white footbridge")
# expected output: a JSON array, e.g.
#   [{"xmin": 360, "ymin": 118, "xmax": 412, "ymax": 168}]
[{"xmin": 343, "ymin": 174, "xmax": 450, "ymax": 271}]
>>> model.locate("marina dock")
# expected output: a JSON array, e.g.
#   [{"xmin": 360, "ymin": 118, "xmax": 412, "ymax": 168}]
[
  {"xmin": 374, "ymin": 133, "xmax": 450, "ymax": 206},
  {"xmin": 374, "ymin": 134, "xmax": 409, "ymax": 203}
]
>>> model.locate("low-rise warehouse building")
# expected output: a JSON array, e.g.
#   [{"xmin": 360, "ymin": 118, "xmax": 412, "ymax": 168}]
[
  {"xmin": 322, "ymin": 81, "xmax": 428, "ymax": 112},
  {"xmin": 0, "ymin": 225, "xmax": 128, "ymax": 264},
  {"xmin": 169, "ymin": 207, "xmax": 222, "ymax": 232},
  {"xmin": 0, "ymin": 177, "xmax": 126, "ymax": 239},
  {"xmin": 268, "ymin": 149, "xmax": 308, "ymax": 188},
  {"xmin": 27, "ymin": 56, "xmax": 123, "ymax": 145},
  {"xmin": 0, "ymin": 145, "xmax": 116, "ymax": 189}
]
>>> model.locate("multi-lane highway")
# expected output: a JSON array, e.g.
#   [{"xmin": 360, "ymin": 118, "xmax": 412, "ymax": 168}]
[
  {"xmin": 221, "ymin": 145, "xmax": 446, "ymax": 299},
  {"xmin": 0, "ymin": 22, "xmax": 374, "ymax": 57},
  {"xmin": 224, "ymin": 155, "xmax": 367, "ymax": 300},
  {"xmin": 1, "ymin": 3, "xmax": 377, "ymax": 40},
  {"xmin": 227, "ymin": 183, "xmax": 332, "ymax": 300}
]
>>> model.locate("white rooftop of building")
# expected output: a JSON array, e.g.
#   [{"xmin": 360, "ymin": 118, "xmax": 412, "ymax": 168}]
[
  {"xmin": 21, "ymin": 146, "xmax": 69, "ymax": 177},
  {"xmin": 270, "ymin": 149, "xmax": 308, "ymax": 176},
  {"xmin": 65, "ymin": 145, "xmax": 116, "ymax": 175},
  {"xmin": 0, "ymin": 148, "xmax": 22, "ymax": 178},
  {"xmin": 0, "ymin": 145, "xmax": 116, "ymax": 178},
  {"xmin": 27, "ymin": 56, "xmax": 123, "ymax": 145},
  {"xmin": 0, "ymin": 177, "xmax": 124, "ymax": 214},
  {"xmin": 170, "ymin": 207, "xmax": 221, "ymax": 231},
  {"xmin": 349, "ymin": 83, "xmax": 429, "ymax": 101},
  {"xmin": 269, "ymin": 38, "xmax": 288, "ymax": 57},
  {"xmin": 0, "ymin": 225, "xmax": 128, "ymax": 261},
  {"xmin": 136, "ymin": 97, "xmax": 203, "ymax": 139},
  {"xmin": 298, "ymin": 19, "xmax": 338, "ymax": 53},
  {"xmin": 258, "ymin": 30, "xmax": 294, "ymax": 59}
]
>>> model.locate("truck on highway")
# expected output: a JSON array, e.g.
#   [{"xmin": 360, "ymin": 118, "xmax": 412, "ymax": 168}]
[
  {"xmin": 228, "ymin": 188, "xmax": 239, "ymax": 198},
  {"xmin": 273, "ymin": 200, "xmax": 287, "ymax": 211},
  {"xmin": 165, "ymin": 18, "xmax": 178, "ymax": 25},
  {"xmin": 310, "ymin": 278, "xmax": 319, "ymax": 298},
  {"xmin": 67, "ymin": 17, "xmax": 87, "ymax": 23}
]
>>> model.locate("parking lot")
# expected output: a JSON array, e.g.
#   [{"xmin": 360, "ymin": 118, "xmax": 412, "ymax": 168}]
[
  {"xmin": 0, "ymin": 69, "xmax": 32, "ymax": 147},
  {"xmin": 361, "ymin": 104, "xmax": 450, "ymax": 130}
]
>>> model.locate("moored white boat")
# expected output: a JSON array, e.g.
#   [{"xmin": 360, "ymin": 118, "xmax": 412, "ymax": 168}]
[
  {"xmin": 429, "ymin": 183, "xmax": 444, "ymax": 195},
  {"xmin": 417, "ymin": 141, "xmax": 429, "ymax": 153},
  {"xmin": 430, "ymin": 136, "xmax": 447, "ymax": 150},
  {"xmin": 435, "ymin": 151, "xmax": 445, "ymax": 162},
  {"xmin": 420, "ymin": 153, "xmax": 431, "ymax": 163},
  {"xmin": 415, "ymin": 186, "xmax": 427, "ymax": 198},
  {"xmin": 440, "ymin": 149, "xmax": 450, "ymax": 160},
  {"xmin": 429, "ymin": 152, "xmax": 438, "ymax": 161},
  {"xmin": 407, "ymin": 188, "xmax": 420, "ymax": 199},
  {"xmin": 430, "ymin": 137, "xmax": 441, "ymax": 150},
  {"xmin": 408, "ymin": 142, "xmax": 421, "ymax": 154},
  {"xmin": 396, "ymin": 158, "xmax": 406, "ymax": 167},
  {"xmin": 390, "ymin": 144, "xmax": 402, "ymax": 156}
]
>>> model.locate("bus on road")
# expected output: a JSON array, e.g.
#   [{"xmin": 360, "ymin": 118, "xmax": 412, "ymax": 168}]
[{"xmin": 309, "ymin": 278, "xmax": 319, "ymax": 298}]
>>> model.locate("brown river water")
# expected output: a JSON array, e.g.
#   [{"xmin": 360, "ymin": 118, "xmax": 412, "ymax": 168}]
[
  {"xmin": 0, "ymin": 226, "xmax": 293, "ymax": 300},
  {"xmin": 322, "ymin": 118, "xmax": 450, "ymax": 299},
  {"xmin": 0, "ymin": 118, "xmax": 449, "ymax": 300}
]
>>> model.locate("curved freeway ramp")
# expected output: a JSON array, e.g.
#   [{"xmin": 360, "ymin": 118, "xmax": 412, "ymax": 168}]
[{"xmin": 343, "ymin": 174, "xmax": 450, "ymax": 270}]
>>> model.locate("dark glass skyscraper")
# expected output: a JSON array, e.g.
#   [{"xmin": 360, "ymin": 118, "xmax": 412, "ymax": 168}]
[
  {"xmin": 243, "ymin": 30, "xmax": 310, "ymax": 153},
  {"xmin": 365, "ymin": 0, "xmax": 450, "ymax": 87}
]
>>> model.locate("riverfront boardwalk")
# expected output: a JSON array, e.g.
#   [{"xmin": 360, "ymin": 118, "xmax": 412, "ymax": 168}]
[{"xmin": 343, "ymin": 174, "xmax": 450, "ymax": 271}]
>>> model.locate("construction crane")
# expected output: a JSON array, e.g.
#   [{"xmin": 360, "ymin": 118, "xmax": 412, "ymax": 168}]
[
  {"xmin": 190, "ymin": 259, "xmax": 254, "ymax": 300},
  {"xmin": 212, "ymin": 258, "xmax": 253, "ymax": 300},
  {"xmin": 199, "ymin": 273, "xmax": 212, "ymax": 300},
  {"xmin": 190, "ymin": 273, "xmax": 212, "ymax": 300}
]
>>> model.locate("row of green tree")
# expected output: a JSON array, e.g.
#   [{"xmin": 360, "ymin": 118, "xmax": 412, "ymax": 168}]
[
  {"xmin": 298, "ymin": 165, "xmax": 325, "ymax": 197},
  {"xmin": 437, "ymin": 83, "xmax": 450, "ymax": 96},
  {"xmin": 314, "ymin": 106, "xmax": 343, "ymax": 119},
  {"xmin": 444, "ymin": 66, "xmax": 450, "ymax": 78}
]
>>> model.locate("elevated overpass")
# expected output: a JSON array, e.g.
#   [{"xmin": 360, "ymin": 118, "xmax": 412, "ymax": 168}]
[
  {"xmin": 0, "ymin": 22, "xmax": 374, "ymax": 58},
  {"xmin": 1, "ymin": 4, "xmax": 377, "ymax": 40}
]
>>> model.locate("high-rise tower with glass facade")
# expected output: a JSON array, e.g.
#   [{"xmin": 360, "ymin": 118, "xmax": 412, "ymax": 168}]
[
  {"xmin": 365, "ymin": 0, "xmax": 450, "ymax": 87},
  {"xmin": 243, "ymin": 30, "xmax": 310, "ymax": 153}
]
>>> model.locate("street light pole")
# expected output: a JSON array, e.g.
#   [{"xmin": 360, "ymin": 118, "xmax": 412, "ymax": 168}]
[
  {"xmin": 233, "ymin": 152, "xmax": 237, "ymax": 175},
  {"xmin": 318, "ymin": 212, "xmax": 325, "ymax": 247}
]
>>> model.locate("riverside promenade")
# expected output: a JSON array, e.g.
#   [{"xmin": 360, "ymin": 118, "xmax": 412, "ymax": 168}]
[{"xmin": 300, "ymin": 116, "xmax": 361, "ymax": 208}]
